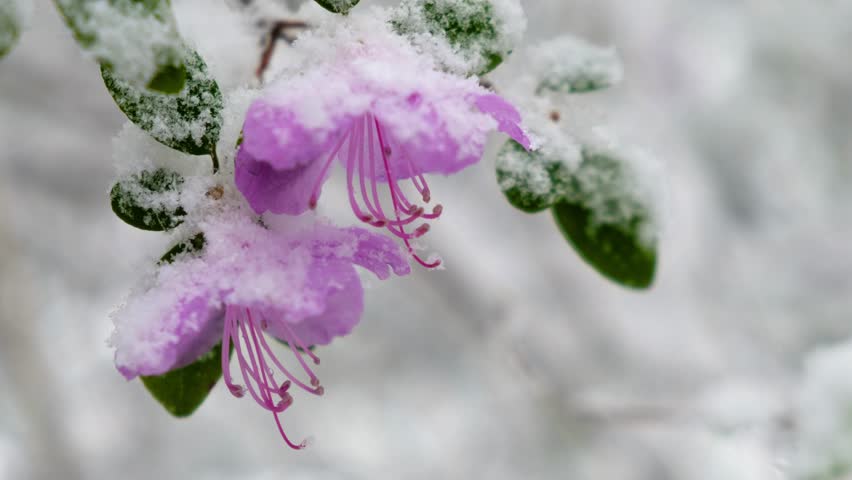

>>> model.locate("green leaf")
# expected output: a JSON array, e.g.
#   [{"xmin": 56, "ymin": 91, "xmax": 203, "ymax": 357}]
[
  {"xmin": 391, "ymin": 0, "xmax": 513, "ymax": 76},
  {"xmin": 159, "ymin": 233, "xmax": 206, "ymax": 265},
  {"xmin": 53, "ymin": 0, "xmax": 186, "ymax": 93},
  {"xmin": 141, "ymin": 343, "xmax": 226, "ymax": 418},
  {"xmin": 102, "ymin": 50, "xmax": 223, "ymax": 155},
  {"xmin": 0, "ymin": 0, "xmax": 23, "ymax": 60},
  {"xmin": 532, "ymin": 35, "xmax": 623, "ymax": 95},
  {"xmin": 496, "ymin": 139, "xmax": 575, "ymax": 213},
  {"xmin": 314, "ymin": 0, "xmax": 359, "ymax": 14},
  {"xmin": 110, "ymin": 168, "xmax": 186, "ymax": 231},
  {"xmin": 552, "ymin": 149, "xmax": 657, "ymax": 289}
]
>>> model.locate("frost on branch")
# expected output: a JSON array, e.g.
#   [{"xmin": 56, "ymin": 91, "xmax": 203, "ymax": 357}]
[
  {"xmin": 102, "ymin": 50, "xmax": 224, "ymax": 156},
  {"xmin": 54, "ymin": 0, "xmax": 186, "ymax": 92},
  {"xmin": 529, "ymin": 34, "xmax": 623, "ymax": 94},
  {"xmin": 391, "ymin": 0, "xmax": 525, "ymax": 76}
]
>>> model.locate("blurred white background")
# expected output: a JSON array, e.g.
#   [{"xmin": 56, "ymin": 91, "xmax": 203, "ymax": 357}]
[{"xmin": 2, "ymin": 1, "xmax": 851, "ymax": 479}]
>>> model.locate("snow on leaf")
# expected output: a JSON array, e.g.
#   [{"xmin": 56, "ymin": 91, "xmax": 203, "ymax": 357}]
[
  {"xmin": 530, "ymin": 34, "xmax": 623, "ymax": 94},
  {"xmin": 391, "ymin": 0, "xmax": 525, "ymax": 76},
  {"xmin": 110, "ymin": 168, "xmax": 186, "ymax": 231},
  {"xmin": 159, "ymin": 233, "xmax": 206, "ymax": 265},
  {"xmin": 496, "ymin": 139, "xmax": 575, "ymax": 213},
  {"xmin": 552, "ymin": 147, "xmax": 658, "ymax": 289},
  {"xmin": 53, "ymin": 0, "xmax": 186, "ymax": 93},
  {"xmin": 102, "ymin": 50, "xmax": 224, "ymax": 156},
  {"xmin": 314, "ymin": 0, "xmax": 359, "ymax": 15}
]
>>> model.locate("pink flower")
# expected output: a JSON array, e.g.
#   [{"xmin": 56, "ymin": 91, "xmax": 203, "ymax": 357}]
[
  {"xmin": 235, "ymin": 41, "xmax": 529, "ymax": 268},
  {"xmin": 110, "ymin": 211, "xmax": 409, "ymax": 448}
]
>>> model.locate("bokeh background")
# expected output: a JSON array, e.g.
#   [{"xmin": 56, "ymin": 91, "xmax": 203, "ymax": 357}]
[{"xmin": 2, "ymin": 1, "xmax": 851, "ymax": 478}]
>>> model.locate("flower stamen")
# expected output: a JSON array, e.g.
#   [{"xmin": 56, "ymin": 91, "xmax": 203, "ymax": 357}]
[{"xmin": 221, "ymin": 306, "xmax": 321, "ymax": 450}]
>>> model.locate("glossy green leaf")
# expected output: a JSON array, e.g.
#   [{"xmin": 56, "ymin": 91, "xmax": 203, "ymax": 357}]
[
  {"xmin": 110, "ymin": 168, "xmax": 185, "ymax": 231},
  {"xmin": 102, "ymin": 50, "xmax": 223, "ymax": 155},
  {"xmin": 159, "ymin": 233, "xmax": 206, "ymax": 265},
  {"xmin": 496, "ymin": 139, "xmax": 575, "ymax": 213},
  {"xmin": 552, "ymin": 149, "xmax": 657, "ymax": 289},
  {"xmin": 314, "ymin": 0, "xmax": 359, "ymax": 14},
  {"xmin": 53, "ymin": 0, "xmax": 186, "ymax": 93},
  {"xmin": 0, "ymin": 0, "xmax": 23, "ymax": 60},
  {"xmin": 141, "ymin": 343, "xmax": 226, "ymax": 418},
  {"xmin": 392, "ymin": 0, "xmax": 512, "ymax": 76}
]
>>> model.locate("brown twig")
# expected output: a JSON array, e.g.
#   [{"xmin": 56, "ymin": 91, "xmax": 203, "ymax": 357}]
[{"xmin": 256, "ymin": 20, "xmax": 309, "ymax": 81}]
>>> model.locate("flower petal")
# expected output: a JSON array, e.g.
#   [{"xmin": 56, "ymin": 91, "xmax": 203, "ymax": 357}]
[
  {"xmin": 264, "ymin": 260, "xmax": 364, "ymax": 347},
  {"xmin": 112, "ymin": 286, "xmax": 223, "ymax": 380},
  {"xmin": 475, "ymin": 93, "xmax": 531, "ymax": 149},
  {"xmin": 346, "ymin": 227, "xmax": 411, "ymax": 279},
  {"xmin": 241, "ymin": 101, "xmax": 326, "ymax": 170},
  {"xmin": 235, "ymin": 147, "xmax": 330, "ymax": 215}
]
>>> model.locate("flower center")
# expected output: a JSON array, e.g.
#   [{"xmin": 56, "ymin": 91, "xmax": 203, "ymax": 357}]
[
  {"xmin": 221, "ymin": 305, "xmax": 323, "ymax": 450},
  {"xmin": 309, "ymin": 114, "xmax": 443, "ymax": 269}
]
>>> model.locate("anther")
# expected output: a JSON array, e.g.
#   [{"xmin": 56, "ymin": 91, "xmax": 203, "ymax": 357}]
[
  {"xmin": 414, "ymin": 224, "xmax": 430, "ymax": 237},
  {"xmin": 229, "ymin": 384, "xmax": 247, "ymax": 398},
  {"xmin": 422, "ymin": 189, "xmax": 431, "ymax": 203},
  {"xmin": 310, "ymin": 377, "xmax": 321, "ymax": 387},
  {"xmin": 432, "ymin": 205, "xmax": 443, "ymax": 216}
]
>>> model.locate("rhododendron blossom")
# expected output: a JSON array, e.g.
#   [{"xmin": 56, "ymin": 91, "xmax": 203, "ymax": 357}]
[
  {"xmin": 110, "ymin": 210, "xmax": 409, "ymax": 448},
  {"xmin": 235, "ymin": 25, "xmax": 530, "ymax": 268}
]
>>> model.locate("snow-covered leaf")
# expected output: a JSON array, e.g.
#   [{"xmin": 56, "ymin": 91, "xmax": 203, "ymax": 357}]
[
  {"xmin": 314, "ymin": 0, "xmax": 359, "ymax": 14},
  {"xmin": 53, "ymin": 0, "xmax": 186, "ymax": 93},
  {"xmin": 496, "ymin": 139, "xmax": 573, "ymax": 213},
  {"xmin": 140, "ymin": 343, "xmax": 225, "ymax": 418},
  {"xmin": 552, "ymin": 148, "xmax": 657, "ymax": 289},
  {"xmin": 110, "ymin": 168, "xmax": 186, "ymax": 231},
  {"xmin": 531, "ymin": 35, "xmax": 623, "ymax": 94},
  {"xmin": 159, "ymin": 233, "xmax": 206, "ymax": 265},
  {"xmin": 392, "ymin": 0, "xmax": 525, "ymax": 76},
  {"xmin": 102, "ymin": 50, "xmax": 223, "ymax": 156}
]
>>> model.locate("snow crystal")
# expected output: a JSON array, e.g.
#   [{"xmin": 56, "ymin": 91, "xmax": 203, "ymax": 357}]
[{"xmin": 529, "ymin": 34, "xmax": 623, "ymax": 94}]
